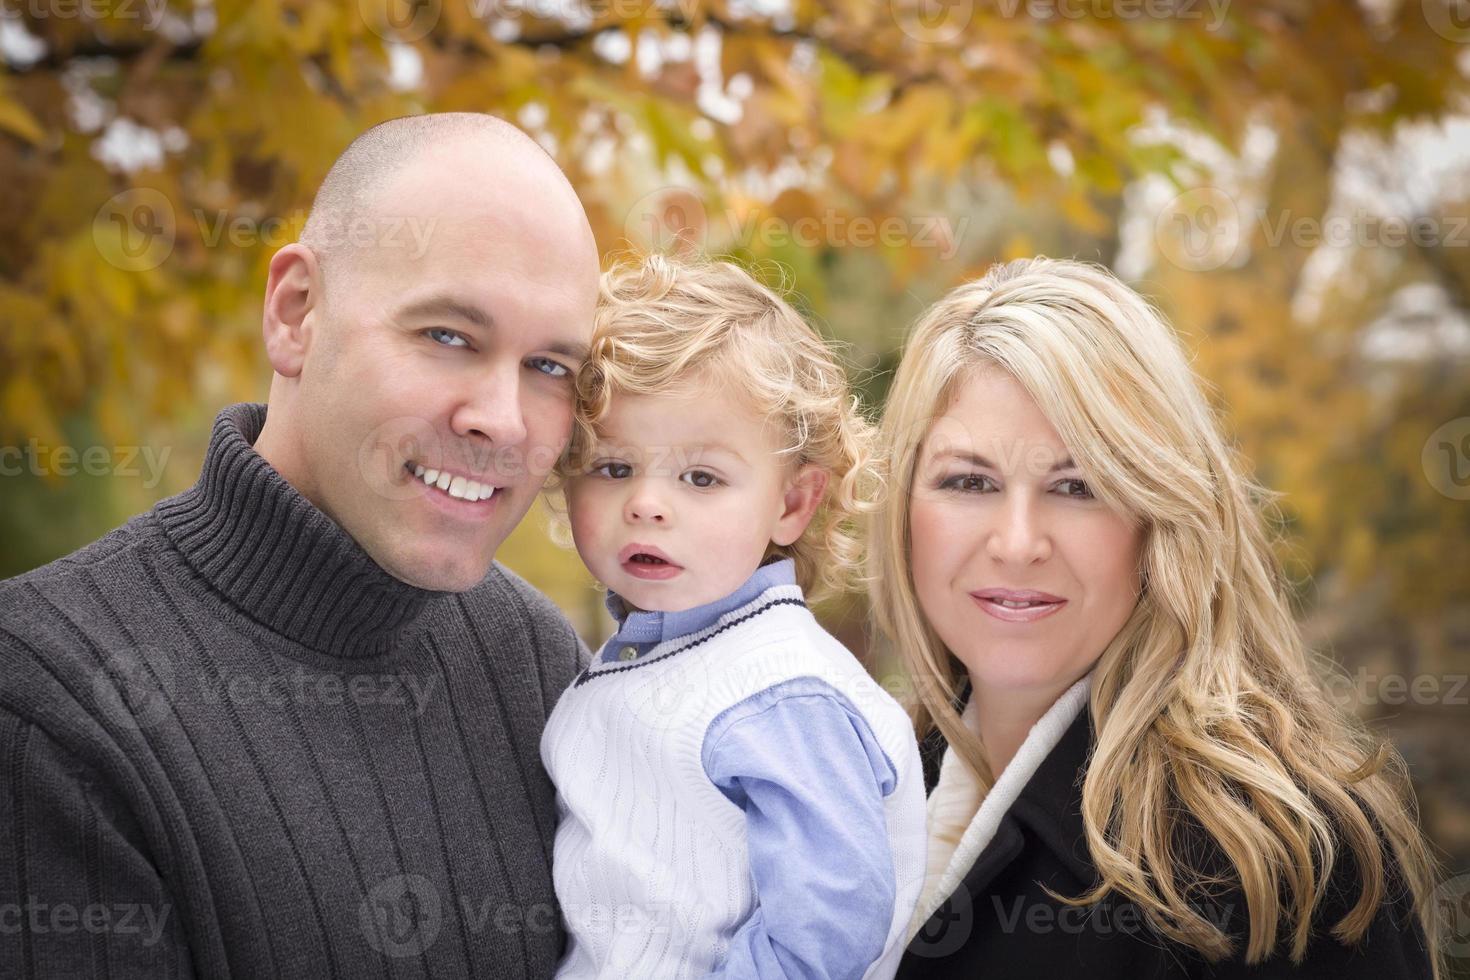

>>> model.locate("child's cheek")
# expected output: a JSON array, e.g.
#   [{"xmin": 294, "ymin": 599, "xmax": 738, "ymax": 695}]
[{"xmin": 565, "ymin": 482, "xmax": 602, "ymax": 546}]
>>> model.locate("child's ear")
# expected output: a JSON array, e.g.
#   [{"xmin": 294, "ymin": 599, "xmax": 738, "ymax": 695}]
[{"xmin": 771, "ymin": 464, "xmax": 830, "ymax": 547}]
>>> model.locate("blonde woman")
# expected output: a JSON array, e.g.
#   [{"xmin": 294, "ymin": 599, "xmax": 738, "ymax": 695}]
[{"xmin": 869, "ymin": 258, "xmax": 1440, "ymax": 978}]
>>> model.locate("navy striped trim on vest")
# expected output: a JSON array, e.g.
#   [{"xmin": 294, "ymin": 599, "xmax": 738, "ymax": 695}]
[{"xmin": 573, "ymin": 597, "xmax": 807, "ymax": 687}]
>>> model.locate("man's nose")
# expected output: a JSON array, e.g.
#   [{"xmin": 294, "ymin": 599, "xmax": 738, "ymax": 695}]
[
  {"xmin": 451, "ymin": 366, "xmax": 529, "ymax": 449},
  {"xmin": 985, "ymin": 493, "xmax": 1052, "ymax": 566}
]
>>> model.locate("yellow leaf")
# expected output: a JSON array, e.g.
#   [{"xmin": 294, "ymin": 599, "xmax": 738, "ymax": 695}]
[{"xmin": 0, "ymin": 93, "xmax": 45, "ymax": 145}]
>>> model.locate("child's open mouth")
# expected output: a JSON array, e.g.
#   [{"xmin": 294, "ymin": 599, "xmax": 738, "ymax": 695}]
[{"xmin": 620, "ymin": 546, "xmax": 683, "ymax": 580}]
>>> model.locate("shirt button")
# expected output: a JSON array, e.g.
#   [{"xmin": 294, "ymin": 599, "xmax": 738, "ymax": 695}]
[{"xmin": 618, "ymin": 645, "xmax": 639, "ymax": 661}]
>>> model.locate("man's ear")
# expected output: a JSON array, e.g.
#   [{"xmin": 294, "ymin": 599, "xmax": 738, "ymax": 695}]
[
  {"xmin": 771, "ymin": 463, "xmax": 830, "ymax": 547},
  {"xmin": 262, "ymin": 243, "xmax": 322, "ymax": 378}
]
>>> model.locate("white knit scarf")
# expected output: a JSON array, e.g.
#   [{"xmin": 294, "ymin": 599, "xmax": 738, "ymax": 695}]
[{"xmin": 907, "ymin": 672, "xmax": 1093, "ymax": 939}]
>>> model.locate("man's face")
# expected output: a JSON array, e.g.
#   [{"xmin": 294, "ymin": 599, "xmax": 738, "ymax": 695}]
[{"xmin": 289, "ymin": 161, "xmax": 597, "ymax": 591}]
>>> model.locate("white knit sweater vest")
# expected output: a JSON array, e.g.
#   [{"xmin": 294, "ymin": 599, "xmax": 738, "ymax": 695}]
[{"xmin": 541, "ymin": 583, "xmax": 927, "ymax": 979}]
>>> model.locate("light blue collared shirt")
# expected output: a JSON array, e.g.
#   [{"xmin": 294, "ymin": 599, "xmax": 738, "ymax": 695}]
[
  {"xmin": 597, "ymin": 556, "xmax": 797, "ymax": 663},
  {"xmin": 591, "ymin": 556, "xmax": 899, "ymax": 979}
]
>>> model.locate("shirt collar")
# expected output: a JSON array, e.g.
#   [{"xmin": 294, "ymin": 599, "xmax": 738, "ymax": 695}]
[{"xmin": 603, "ymin": 556, "xmax": 797, "ymax": 647}]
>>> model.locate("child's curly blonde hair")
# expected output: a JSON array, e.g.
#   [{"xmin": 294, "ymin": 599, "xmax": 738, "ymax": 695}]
[{"xmin": 550, "ymin": 253, "xmax": 878, "ymax": 603}]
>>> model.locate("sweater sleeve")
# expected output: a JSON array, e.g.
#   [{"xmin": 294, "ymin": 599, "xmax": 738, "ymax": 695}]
[
  {"xmin": 700, "ymin": 678, "xmax": 899, "ymax": 980},
  {"xmin": 0, "ymin": 711, "xmax": 195, "ymax": 980}
]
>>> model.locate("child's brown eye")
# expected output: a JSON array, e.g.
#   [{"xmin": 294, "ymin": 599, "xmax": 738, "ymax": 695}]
[
  {"xmin": 681, "ymin": 470, "xmax": 720, "ymax": 489},
  {"xmin": 593, "ymin": 462, "xmax": 632, "ymax": 479}
]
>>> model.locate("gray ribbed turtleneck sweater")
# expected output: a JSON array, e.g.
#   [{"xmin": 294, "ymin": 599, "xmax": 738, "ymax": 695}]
[{"xmin": 0, "ymin": 403, "xmax": 587, "ymax": 979}]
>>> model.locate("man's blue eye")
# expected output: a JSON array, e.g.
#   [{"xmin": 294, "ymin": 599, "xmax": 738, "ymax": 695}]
[
  {"xmin": 529, "ymin": 357, "xmax": 571, "ymax": 378},
  {"xmin": 427, "ymin": 328, "xmax": 468, "ymax": 348}
]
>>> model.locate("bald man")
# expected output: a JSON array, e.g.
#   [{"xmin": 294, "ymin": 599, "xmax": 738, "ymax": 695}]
[{"xmin": 0, "ymin": 114, "xmax": 601, "ymax": 978}]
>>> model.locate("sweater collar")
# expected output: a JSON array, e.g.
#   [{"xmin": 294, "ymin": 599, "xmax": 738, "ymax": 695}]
[
  {"xmin": 156, "ymin": 402, "xmax": 443, "ymax": 659},
  {"xmin": 601, "ymin": 556, "xmax": 795, "ymax": 650}
]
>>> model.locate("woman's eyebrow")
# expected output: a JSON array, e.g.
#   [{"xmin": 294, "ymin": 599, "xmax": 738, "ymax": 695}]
[
  {"xmin": 928, "ymin": 449, "xmax": 1077, "ymax": 473},
  {"xmin": 929, "ymin": 449, "xmax": 996, "ymax": 469}
]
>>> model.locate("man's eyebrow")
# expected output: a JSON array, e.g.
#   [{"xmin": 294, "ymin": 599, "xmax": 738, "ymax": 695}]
[
  {"xmin": 398, "ymin": 296, "xmax": 494, "ymax": 330},
  {"xmin": 928, "ymin": 449, "xmax": 1076, "ymax": 472},
  {"xmin": 547, "ymin": 340, "xmax": 591, "ymax": 362}
]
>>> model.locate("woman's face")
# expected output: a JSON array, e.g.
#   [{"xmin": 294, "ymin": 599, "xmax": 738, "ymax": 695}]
[{"xmin": 908, "ymin": 366, "xmax": 1144, "ymax": 701}]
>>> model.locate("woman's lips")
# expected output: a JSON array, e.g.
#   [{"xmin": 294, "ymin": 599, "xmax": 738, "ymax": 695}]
[{"xmin": 968, "ymin": 588, "xmax": 1067, "ymax": 623}]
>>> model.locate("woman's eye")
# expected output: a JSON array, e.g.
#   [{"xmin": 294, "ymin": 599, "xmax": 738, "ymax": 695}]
[
  {"xmin": 528, "ymin": 356, "xmax": 571, "ymax": 378},
  {"xmin": 593, "ymin": 462, "xmax": 632, "ymax": 479},
  {"xmin": 426, "ymin": 328, "xmax": 469, "ymax": 348},
  {"xmin": 1054, "ymin": 478, "xmax": 1094, "ymax": 499},
  {"xmin": 681, "ymin": 470, "xmax": 721, "ymax": 489},
  {"xmin": 938, "ymin": 473, "xmax": 995, "ymax": 493}
]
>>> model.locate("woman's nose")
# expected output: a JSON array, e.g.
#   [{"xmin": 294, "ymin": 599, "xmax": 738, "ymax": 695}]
[{"xmin": 985, "ymin": 495, "xmax": 1052, "ymax": 565}]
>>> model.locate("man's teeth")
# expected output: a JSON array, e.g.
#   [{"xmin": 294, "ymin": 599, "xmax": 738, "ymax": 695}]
[{"xmin": 410, "ymin": 463, "xmax": 496, "ymax": 501}]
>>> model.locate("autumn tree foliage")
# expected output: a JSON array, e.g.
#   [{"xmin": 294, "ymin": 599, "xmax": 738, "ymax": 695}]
[{"xmin": 2, "ymin": 1, "xmax": 1466, "ymax": 661}]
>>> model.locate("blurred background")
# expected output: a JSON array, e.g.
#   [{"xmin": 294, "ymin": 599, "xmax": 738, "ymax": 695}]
[{"xmin": 2, "ymin": 0, "xmax": 1468, "ymax": 964}]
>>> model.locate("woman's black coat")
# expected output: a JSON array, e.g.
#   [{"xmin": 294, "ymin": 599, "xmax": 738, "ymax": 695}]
[{"xmin": 896, "ymin": 710, "xmax": 1434, "ymax": 979}]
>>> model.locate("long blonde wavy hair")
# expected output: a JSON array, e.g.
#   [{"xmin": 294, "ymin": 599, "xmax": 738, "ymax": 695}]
[
  {"xmin": 550, "ymin": 253, "xmax": 877, "ymax": 603},
  {"xmin": 868, "ymin": 257, "xmax": 1441, "ymax": 968}
]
